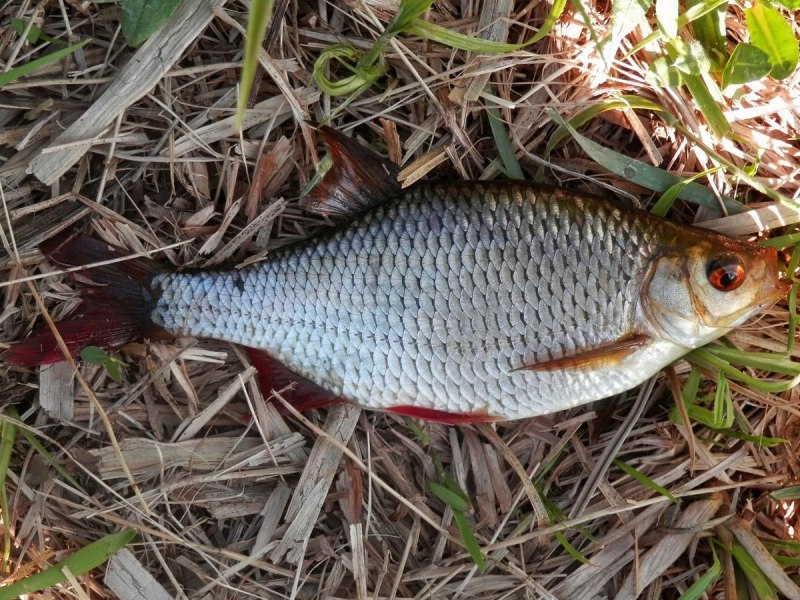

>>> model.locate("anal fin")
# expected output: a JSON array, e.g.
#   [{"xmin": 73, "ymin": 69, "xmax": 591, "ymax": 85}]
[
  {"xmin": 516, "ymin": 333, "xmax": 652, "ymax": 373},
  {"xmin": 245, "ymin": 348, "xmax": 344, "ymax": 413}
]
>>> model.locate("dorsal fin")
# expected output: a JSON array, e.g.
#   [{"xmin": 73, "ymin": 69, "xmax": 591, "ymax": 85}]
[{"xmin": 300, "ymin": 126, "xmax": 401, "ymax": 219}]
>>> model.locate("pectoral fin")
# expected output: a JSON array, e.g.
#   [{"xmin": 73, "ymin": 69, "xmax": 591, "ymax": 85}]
[{"xmin": 515, "ymin": 333, "xmax": 652, "ymax": 373}]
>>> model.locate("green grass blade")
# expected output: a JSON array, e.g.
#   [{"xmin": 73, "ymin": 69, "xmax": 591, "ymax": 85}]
[
  {"xmin": 650, "ymin": 166, "xmax": 721, "ymax": 216},
  {"xmin": 487, "ymin": 104, "xmax": 524, "ymax": 180},
  {"xmin": 687, "ymin": 349, "xmax": 800, "ymax": 393},
  {"xmin": 546, "ymin": 109, "xmax": 742, "ymax": 213},
  {"xmin": 0, "ymin": 420, "xmax": 16, "ymax": 572},
  {"xmin": 405, "ymin": 20, "xmax": 525, "ymax": 52},
  {"xmin": 717, "ymin": 430, "xmax": 786, "ymax": 447},
  {"xmin": 712, "ymin": 372, "xmax": 734, "ymax": 429},
  {"xmin": 625, "ymin": 0, "xmax": 729, "ymax": 57},
  {"xmin": 679, "ymin": 544, "xmax": 721, "ymax": 600},
  {"xmin": 0, "ymin": 529, "xmax": 136, "ymax": 600},
  {"xmin": 452, "ymin": 510, "xmax": 486, "ymax": 571},
  {"xmin": 428, "ymin": 481, "xmax": 469, "ymax": 512},
  {"xmin": 613, "ymin": 459, "xmax": 678, "ymax": 502},
  {"xmin": 730, "ymin": 543, "xmax": 779, "ymax": 600},
  {"xmin": 554, "ymin": 530, "xmax": 590, "ymax": 564},
  {"xmin": 771, "ymin": 486, "xmax": 800, "ymax": 500},
  {"xmin": 0, "ymin": 39, "xmax": 91, "ymax": 88},
  {"xmin": 540, "ymin": 95, "xmax": 667, "ymax": 164},
  {"xmin": 680, "ymin": 72, "xmax": 731, "ymax": 138},
  {"xmin": 236, "ymin": 0, "xmax": 275, "ymax": 127}
]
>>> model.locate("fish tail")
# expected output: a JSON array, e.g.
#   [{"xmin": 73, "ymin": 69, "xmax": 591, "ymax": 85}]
[{"xmin": 3, "ymin": 233, "xmax": 164, "ymax": 367}]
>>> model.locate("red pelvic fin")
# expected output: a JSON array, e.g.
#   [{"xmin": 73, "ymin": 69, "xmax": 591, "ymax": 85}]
[
  {"xmin": 245, "ymin": 348, "xmax": 344, "ymax": 412},
  {"xmin": 386, "ymin": 405, "xmax": 498, "ymax": 425},
  {"xmin": 300, "ymin": 126, "xmax": 401, "ymax": 220},
  {"xmin": 3, "ymin": 233, "xmax": 163, "ymax": 367}
]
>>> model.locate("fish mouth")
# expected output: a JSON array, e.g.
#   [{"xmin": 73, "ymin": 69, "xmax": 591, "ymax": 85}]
[{"xmin": 762, "ymin": 277, "xmax": 792, "ymax": 307}]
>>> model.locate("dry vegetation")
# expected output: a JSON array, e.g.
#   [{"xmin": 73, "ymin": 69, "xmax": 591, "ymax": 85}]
[{"xmin": 2, "ymin": 0, "xmax": 800, "ymax": 598}]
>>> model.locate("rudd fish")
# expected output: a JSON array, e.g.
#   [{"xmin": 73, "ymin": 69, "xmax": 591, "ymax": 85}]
[{"xmin": 3, "ymin": 128, "xmax": 790, "ymax": 422}]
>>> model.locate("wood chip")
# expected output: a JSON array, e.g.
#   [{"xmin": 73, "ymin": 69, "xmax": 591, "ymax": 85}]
[
  {"xmin": 105, "ymin": 549, "xmax": 174, "ymax": 600},
  {"xmin": 39, "ymin": 361, "xmax": 75, "ymax": 421},
  {"xmin": 270, "ymin": 404, "xmax": 360, "ymax": 563},
  {"xmin": 29, "ymin": 0, "xmax": 225, "ymax": 185},
  {"xmin": 613, "ymin": 494, "xmax": 724, "ymax": 600}
]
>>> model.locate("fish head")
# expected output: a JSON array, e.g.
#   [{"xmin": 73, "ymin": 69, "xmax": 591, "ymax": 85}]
[{"xmin": 641, "ymin": 236, "xmax": 790, "ymax": 348}]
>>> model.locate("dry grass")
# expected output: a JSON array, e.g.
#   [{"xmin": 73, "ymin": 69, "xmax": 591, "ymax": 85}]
[{"xmin": 2, "ymin": 0, "xmax": 800, "ymax": 598}]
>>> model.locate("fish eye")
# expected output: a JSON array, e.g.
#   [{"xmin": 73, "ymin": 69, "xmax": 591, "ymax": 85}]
[{"xmin": 707, "ymin": 256, "xmax": 746, "ymax": 292}]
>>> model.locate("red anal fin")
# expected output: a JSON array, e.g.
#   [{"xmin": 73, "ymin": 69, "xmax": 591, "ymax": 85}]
[
  {"xmin": 300, "ymin": 126, "xmax": 401, "ymax": 220},
  {"xmin": 515, "ymin": 333, "xmax": 652, "ymax": 373},
  {"xmin": 3, "ymin": 233, "xmax": 164, "ymax": 367},
  {"xmin": 386, "ymin": 405, "xmax": 497, "ymax": 424},
  {"xmin": 245, "ymin": 347, "xmax": 344, "ymax": 413}
]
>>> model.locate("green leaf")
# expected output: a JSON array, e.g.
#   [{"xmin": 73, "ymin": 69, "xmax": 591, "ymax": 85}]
[
  {"xmin": 104, "ymin": 359, "xmax": 123, "ymax": 384},
  {"xmin": 613, "ymin": 459, "xmax": 679, "ymax": 502},
  {"xmin": 679, "ymin": 544, "xmax": 721, "ymax": 600},
  {"xmin": 673, "ymin": 40, "xmax": 713, "ymax": 75},
  {"xmin": 626, "ymin": 0, "xmax": 729, "ymax": 58},
  {"xmin": 12, "ymin": 18, "xmax": 41, "ymax": 43},
  {"xmin": 772, "ymin": 486, "xmax": 800, "ymax": 500},
  {"xmin": 773, "ymin": 0, "xmax": 800, "ymax": 9},
  {"xmin": 236, "ymin": 0, "xmax": 275, "ymax": 127},
  {"xmin": 648, "ymin": 56, "xmax": 684, "ymax": 87},
  {"xmin": 428, "ymin": 481, "xmax": 469, "ymax": 512},
  {"xmin": 690, "ymin": 0, "xmax": 728, "ymax": 69},
  {"xmin": 546, "ymin": 109, "xmax": 742, "ymax": 213},
  {"xmin": 0, "ymin": 530, "xmax": 137, "ymax": 600},
  {"xmin": 723, "ymin": 43, "xmax": 773, "ymax": 87},
  {"xmin": 745, "ymin": 2, "xmax": 799, "ymax": 80},
  {"xmin": 0, "ymin": 39, "xmax": 90, "ymax": 88},
  {"xmin": 121, "ymin": 0, "xmax": 182, "ymax": 47},
  {"xmin": 80, "ymin": 346, "xmax": 108, "ymax": 365}
]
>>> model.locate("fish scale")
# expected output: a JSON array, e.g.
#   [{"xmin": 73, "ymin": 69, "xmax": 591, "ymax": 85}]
[{"xmin": 149, "ymin": 182, "xmax": 670, "ymax": 418}]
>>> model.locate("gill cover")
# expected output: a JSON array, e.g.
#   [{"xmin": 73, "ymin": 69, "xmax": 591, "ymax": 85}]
[{"xmin": 641, "ymin": 239, "xmax": 788, "ymax": 348}]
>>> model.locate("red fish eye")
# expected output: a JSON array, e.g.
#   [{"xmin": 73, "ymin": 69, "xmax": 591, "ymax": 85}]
[{"xmin": 707, "ymin": 257, "xmax": 746, "ymax": 291}]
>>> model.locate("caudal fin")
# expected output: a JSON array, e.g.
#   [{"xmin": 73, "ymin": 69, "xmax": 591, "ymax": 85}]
[{"xmin": 3, "ymin": 233, "xmax": 163, "ymax": 367}]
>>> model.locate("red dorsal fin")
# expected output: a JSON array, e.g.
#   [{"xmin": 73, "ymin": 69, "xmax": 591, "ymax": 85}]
[
  {"xmin": 300, "ymin": 126, "xmax": 401, "ymax": 219},
  {"xmin": 386, "ymin": 405, "xmax": 498, "ymax": 424},
  {"xmin": 515, "ymin": 333, "xmax": 651, "ymax": 373},
  {"xmin": 245, "ymin": 347, "xmax": 344, "ymax": 412},
  {"xmin": 3, "ymin": 233, "xmax": 165, "ymax": 367}
]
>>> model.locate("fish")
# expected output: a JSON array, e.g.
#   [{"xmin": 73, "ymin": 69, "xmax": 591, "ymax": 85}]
[{"xmin": 3, "ymin": 128, "xmax": 790, "ymax": 422}]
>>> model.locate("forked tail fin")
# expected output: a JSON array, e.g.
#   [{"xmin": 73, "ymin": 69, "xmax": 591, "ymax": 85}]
[{"xmin": 3, "ymin": 233, "xmax": 164, "ymax": 367}]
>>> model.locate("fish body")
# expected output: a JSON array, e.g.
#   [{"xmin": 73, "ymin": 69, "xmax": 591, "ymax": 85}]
[{"xmin": 146, "ymin": 182, "xmax": 786, "ymax": 419}]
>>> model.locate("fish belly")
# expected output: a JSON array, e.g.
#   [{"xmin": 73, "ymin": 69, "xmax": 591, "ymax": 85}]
[{"xmin": 150, "ymin": 183, "xmax": 665, "ymax": 418}]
